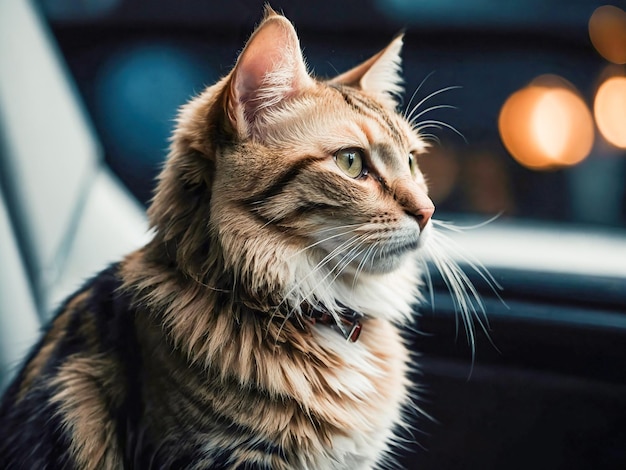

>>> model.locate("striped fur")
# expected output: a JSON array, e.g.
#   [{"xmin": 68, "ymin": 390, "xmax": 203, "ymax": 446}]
[{"xmin": 0, "ymin": 8, "xmax": 440, "ymax": 469}]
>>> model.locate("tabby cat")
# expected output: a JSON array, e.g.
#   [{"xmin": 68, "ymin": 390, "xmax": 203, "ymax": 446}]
[{"xmin": 0, "ymin": 7, "xmax": 473, "ymax": 469}]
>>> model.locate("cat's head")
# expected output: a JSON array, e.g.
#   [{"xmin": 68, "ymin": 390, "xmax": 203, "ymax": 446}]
[{"xmin": 150, "ymin": 7, "xmax": 435, "ymax": 318}]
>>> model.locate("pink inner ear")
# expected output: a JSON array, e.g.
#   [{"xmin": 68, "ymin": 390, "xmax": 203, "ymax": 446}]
[
  {"xmin": 228, "ymin": 16, "xmax": 312, "ymax": 136},
  {"xmin": 236, "ymin": 30, "xmax": 285, "ymax": 103}
]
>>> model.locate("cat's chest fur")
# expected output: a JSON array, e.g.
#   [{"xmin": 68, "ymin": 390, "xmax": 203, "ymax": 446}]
[
  {"xmin": 125, "ymin": 252, "xmax": 413, "ymax": 469},
  {"xmin": 136, "ymin": 304, "xmax": 410, "ymax": 469}
]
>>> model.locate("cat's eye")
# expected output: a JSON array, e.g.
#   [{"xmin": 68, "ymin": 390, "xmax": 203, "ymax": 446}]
[
  {"xmin": 408, "ymin": 152, "xmax": 417, "ymax": 176},
  {"xmin": 335, "ymin": 148, "xmax": 365, "ymax": 178}
]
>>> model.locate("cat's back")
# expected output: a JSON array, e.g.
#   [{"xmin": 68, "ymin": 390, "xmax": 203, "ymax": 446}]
[{"xmin": 0, "ymin": 263, "xmax": 138, "ymax": 469}]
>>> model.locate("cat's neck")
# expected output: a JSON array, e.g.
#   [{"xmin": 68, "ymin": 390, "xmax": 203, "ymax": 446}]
[
  {"xmin": 288, "ymin": 251, "xmax": 424, "ymax": 325},
  {"xmin": 131, "ymin": 229, "xmax": 423, "ymax": 340}
]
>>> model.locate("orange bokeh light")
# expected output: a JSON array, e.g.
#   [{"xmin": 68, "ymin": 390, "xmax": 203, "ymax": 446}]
[
  {"xmin": 498, "ymin": 78, "xmax": 594, "ymax": 170},
  {"xmin": 594, "ymin": 76, "xmax": 626, "ymax": 148},
  {"xmin": 589, "ymin": 5, "xmax": 626, "ymax": 65}
]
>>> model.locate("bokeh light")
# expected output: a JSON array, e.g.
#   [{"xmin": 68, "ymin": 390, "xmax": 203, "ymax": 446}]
[
  {"xmin": 589, "ymin": 5, "xmax": 626, "ymax": 65},
  {"xmin": 94, "ymin": 44, "xmax": 213, "ymax": 204},
  {"xmin": 594, "ymin": 76, "xmax": 626, "ymax": 148},
  {"xmin": 498, "ymin": 76, "xmax": 594, "ymax": 170}
]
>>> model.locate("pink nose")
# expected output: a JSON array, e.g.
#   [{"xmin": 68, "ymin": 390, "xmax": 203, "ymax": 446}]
[
  {"xmin": 414, "ymin": 205, "xmax": 435, "ymax": 231},
  {"xmin": 392, "ymin": 178, "xmax": 435, "ymax": 232},
  {"xmin": 393, "ymin": 180, "xmax": 435, "ymax": 232}
]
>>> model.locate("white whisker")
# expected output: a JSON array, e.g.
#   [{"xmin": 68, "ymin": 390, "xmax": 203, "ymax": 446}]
[
  {"xmin": 431, "ymin": 233, "xmax": 504, "ymax": 304},
  {"xmin": 312, "ymin": 222, "xmax": 365, "ymax": 235},
  {"xmin": 432, "ymin": 213, "xmax": 503, "ymax": 231},
  {"xmin": 423, "ymin": 216, "xmax": 511, "ymax": 370},
  {"xmin": 414, "ymin": 119, "xmax": 468, "ymax": 144},
  {"xmin": 430, "ymin": 218, "xmax": 506, "ymax": 304},
  {"xmin": 419, "ymin": 133, "xmax": 441, "ymax": 146},
  {"xmin": 276, "ymin": 232, "xmax": 368, "ymax": 316},
  {"xmin": 403, "ymin": 70, "xmax": 436, "ymax": 119},
  {"xmin": 287, "ymin": 228, "xmax": 360, "ymax": 260},
  {"xmin": 293, "ymin": 233, "xmax": 372, "ymax": 328},
  {"xmin": 407, "ymin": 85, "xmax": 462, "ymax": 122},
  {"xmin": 408, "ymin": 104, "xmax": 458, "ymax": 125},
  {"xmin": 266, "ymin": 232, "xmax": 366, "ymax": 343},
  {"xmin": 413, "ymin": 123, "xmax": 443, "ymax": 132},
  {"xmin": 427, "ymin": 247, "xmax": 478, "ymax": 361},
  {"xmin": 419, "ymin": 256, "xmax": 435, "ymax": 313},
  {"xmin": 351, "ymin": 238, "xmax": 379, "ymax": 291}
]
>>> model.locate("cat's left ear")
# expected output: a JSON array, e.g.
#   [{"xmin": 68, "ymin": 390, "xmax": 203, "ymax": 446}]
[
  {"xmin": 329, "ymin": 34, "xmax": 404, "ymax": 107},
  {"xmin": 226, "ymin": 7, "xmax": 314, "ymax": 139}
]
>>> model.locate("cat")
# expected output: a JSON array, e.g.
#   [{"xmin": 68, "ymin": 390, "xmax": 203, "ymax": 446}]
[{"xmin": 0, "ymin": 6, "xmax": 479, "ymax": 470}]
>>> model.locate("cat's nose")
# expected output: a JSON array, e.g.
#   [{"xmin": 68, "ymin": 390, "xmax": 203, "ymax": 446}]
[
  {"xmin": 414, "ymin": 205, "xmax": 435, "ymax": 232},
  {"xmin": 393, "ymin": 179, "xmax": 435, "ymax": 232}
]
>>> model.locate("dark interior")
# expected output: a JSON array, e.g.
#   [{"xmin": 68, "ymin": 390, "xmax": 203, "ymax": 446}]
[{"xmin": 402, "ymin": 267, "xmax": 626, "ymax": 469}]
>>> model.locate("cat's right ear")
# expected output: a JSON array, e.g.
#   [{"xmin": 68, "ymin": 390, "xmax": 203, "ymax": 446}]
[
  {"xmin": 226, "ymin": 8, "xmax": 314, "ymax": 139},
  {"xmin": 328, "ymin": 34, "xmax": 404, "ymax": 108}
]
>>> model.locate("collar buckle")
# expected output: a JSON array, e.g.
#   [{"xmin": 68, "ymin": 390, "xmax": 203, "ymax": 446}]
[
  {"xmin": 305, "ymin": 303, "xmax": 364, "ymax": 343},
  {"xmin": 336, "ymin": 316, "xmax": 363, "ymax": 342}
]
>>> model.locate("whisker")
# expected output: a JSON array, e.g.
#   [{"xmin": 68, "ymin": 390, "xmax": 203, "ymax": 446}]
[
  {"xmin": 431, "ymin": 234, "xmax": 504, "ymax": 303},
  {"xmin": 287, "ymin": 228, "xmax": 360, "ymax": 260},
  {"xmin": 311, "ymin": 222, "xmax": 365, "ymax": 235},
  {"xmin": 414, "ymin": 119, "xmax": 468, "ymax": 144},
  {"xmin": 419, "ymin": 133, "xmax": 441, "ymax": 146},
  {"xmin": 309, "ymin": 233, "xmax": 371, "ymax": 292},
  {"xmin": 403, "ymin": 70, "xmax": 436, "ymax": 119},
  {"xmin": 408, "ymin": 85, "xmax": 462, "ymax": 122},
  {"xmin": 424, "ymin": 225, "xmax": 499, "ymax": 355},
  {"xmin": 408, "ymin": 104, "xmax": 458, "ymax": 125},
  {"xmin": 419, "ymin": 256, "xmax": 435, "ymax": 313},
  {"xmin": 294, "ymin": 233, "xmax": 372, "ymax": 327},
  {"xmin": 351, "ymin": 239, "xmax": 379, "ymax": 291},
  {"xmin": 326, "ymin": 60, "xmax": 340, "ymax": 76},
  {"xmin": 261, "ymin": 214, "xmax": 284, "ymax": 229},
  {"xmin": 424, "ymin": 221, "xmax": 508, "ymax": 371},
  {"xmin": 428, "ymin": 238, "xmax": 484, "ymax": 315},
  {"xmin": 432, "ymin": 213, "xmax": 503, "ymax": 231},
  {"xmin": 266, "ymin": 233, "xmax": 365, "ymax": 340},
  {"xmin": 413, "ymin": 123, "xmax": 443, "ymax": 132},
  {"xmin": 276, "ymin": 232, "xmax": 367, "ymax": 314},
  {"xmin": 331, "ymin": 244, "xmax": 369, "ymax": 286},
  {"xmin": 427, "ymin": 250, "xmax": 472, "ymax": 346},
  {"xmin": 428, "ymin": 249, "xmax": 478, "ymax": 366},
  {"xmin": 431, "ymin": 219, "xmax": 506, "ymax": 299}
]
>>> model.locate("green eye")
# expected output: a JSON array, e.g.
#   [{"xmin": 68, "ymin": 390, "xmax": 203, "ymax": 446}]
[
  {"xmin": 335, "ymin": 148, "xmax": 364, "ymax": 178},
  {"xmin": 408, "ymin": 152, "xmax": 417, "ymax": 176}
]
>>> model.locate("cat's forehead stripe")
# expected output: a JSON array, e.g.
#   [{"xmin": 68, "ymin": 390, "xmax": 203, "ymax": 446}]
[{"xmin": 334, "ymin": 87, "xmax": 406, "ymax": 148}]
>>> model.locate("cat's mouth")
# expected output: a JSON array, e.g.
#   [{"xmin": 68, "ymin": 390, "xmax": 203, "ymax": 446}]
[
  {"xmin": 380, "ymin": 239, "xmax": 419, "ymax": 257},
  {"xmin": 318, "ymin": 235, "xmax": 421, "ymax": 276},
  {"xmin": 362, "ymin": 239, "xmax": 419, "ymax": 273}
]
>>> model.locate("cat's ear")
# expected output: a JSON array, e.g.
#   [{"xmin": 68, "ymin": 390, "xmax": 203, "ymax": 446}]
[
  {"xmin": 329, "ymin": 34, "xmax": 404, "ymax": 106},
  {"xmin": 226, "ymin": 7, "xmax": 314, "ymax": 138}
]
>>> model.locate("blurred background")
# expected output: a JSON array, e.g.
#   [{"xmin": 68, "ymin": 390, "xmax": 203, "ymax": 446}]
[
  {"xmin": 2, "ymin": 1, "xmax": 626, "ymax": 469},
  {"xmin": 36, "ymin": 0, "xmax": 626, "ymax": 228}
]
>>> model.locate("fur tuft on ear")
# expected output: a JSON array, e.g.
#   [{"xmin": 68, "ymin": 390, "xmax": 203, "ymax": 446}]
[
  {"xmin": 329, "ymin": 34, "xmax": 404, "ymax": 106},
  {"xmin": 227, "ymin": 8, "xmax": 314, "ymax": 139}
]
